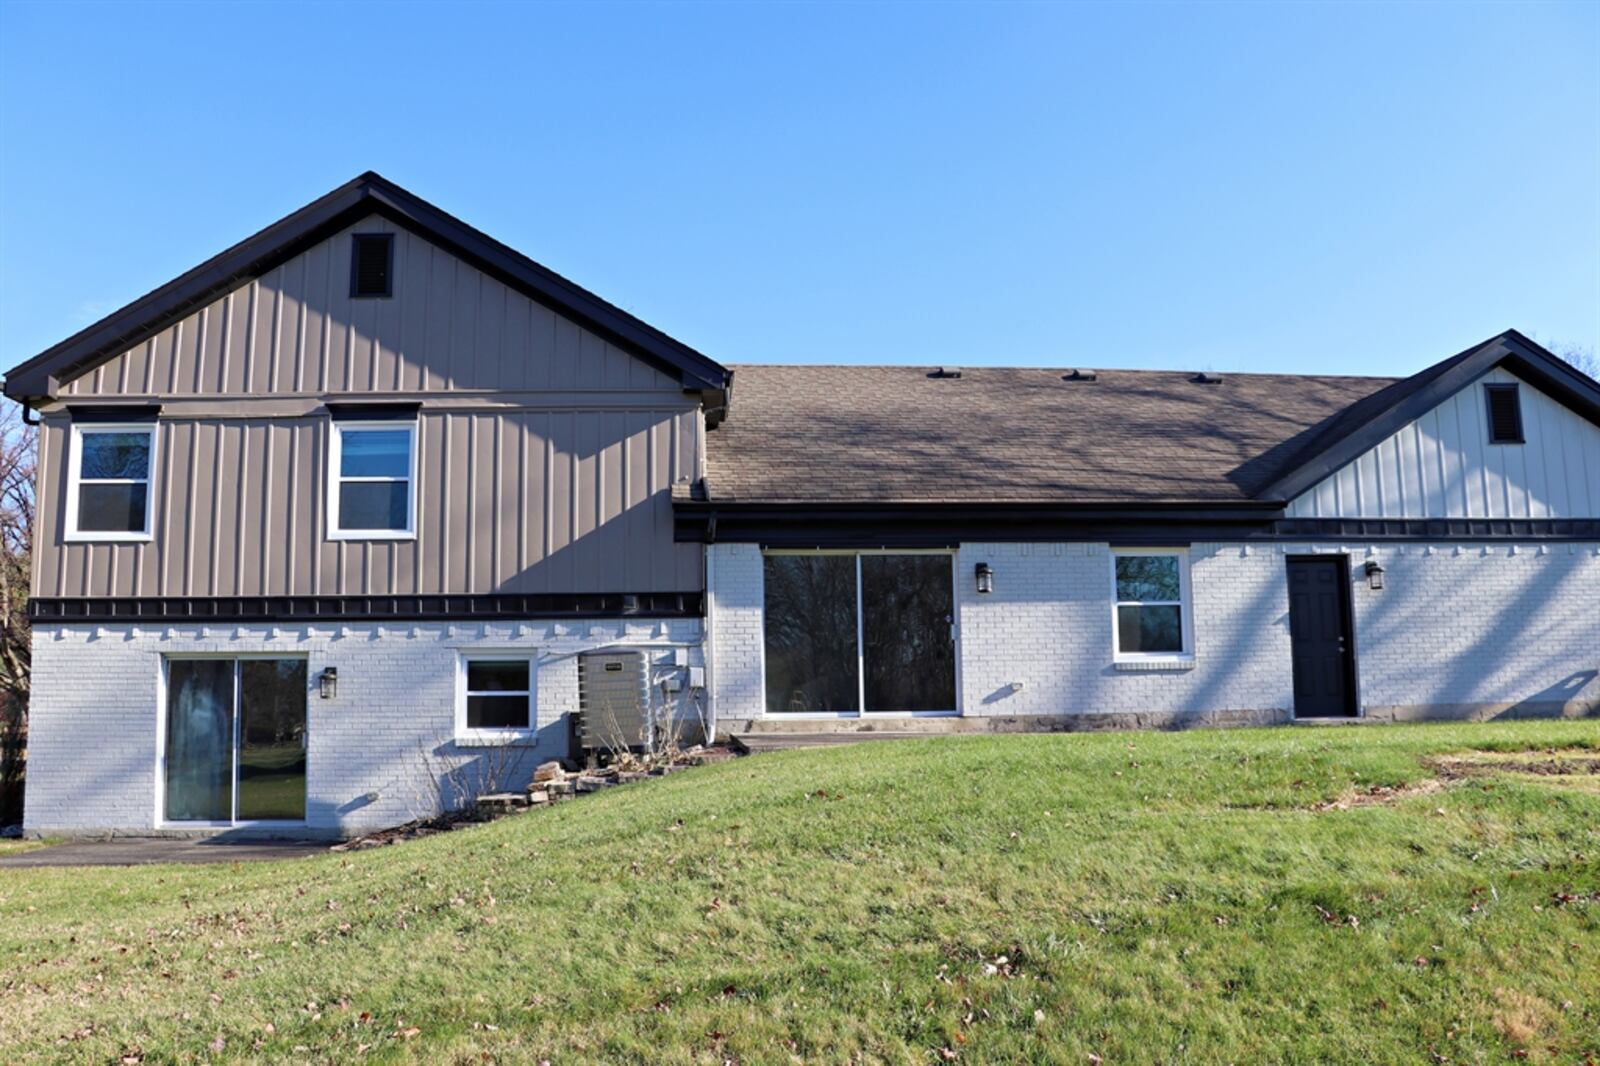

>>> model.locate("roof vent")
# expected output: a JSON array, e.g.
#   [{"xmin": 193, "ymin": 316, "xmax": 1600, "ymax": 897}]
[
  {"xmin": 350, "ymin": 233, "xmax": 394, "ymax": 298},
  {"xmin": 928, "ymin": 367, "xmax": 963, "ymax": 379},
  {"xmin": 1063, "ymin": 369, "xmax": 1097, "ymax": 382},
  {"xmin": 1192, "ymin": 372, "xmax": 1224, "ymax": 385}
]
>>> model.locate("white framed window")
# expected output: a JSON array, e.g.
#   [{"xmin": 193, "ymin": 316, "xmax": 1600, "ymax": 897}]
[
  {"xmin": 455, "ymin": 655, "xmax": 536, "ymax": 739},
  {"xmin": 1109, "ymin": 548, "xmax": 1193, "ymax": 660},
  {"xmin": 66, "ymin": 423, "xmax": 157, "ymax": 541},
  {"xmin": 328, "ymin": 420, "xmax": 416, "ymax": 539}
]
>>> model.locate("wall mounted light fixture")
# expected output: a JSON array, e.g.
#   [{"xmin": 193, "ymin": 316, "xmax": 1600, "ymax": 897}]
[
  {"xmin": 975, "ymin": 562, "xmax": 994, "ymax": 595},
  {"xmin": 318, "ymin": 666, "xmax": 339, "ymax": 699},
  {"xmin": 1363, "ymin": 561, "xmax": 1386, "ymax": 590}
]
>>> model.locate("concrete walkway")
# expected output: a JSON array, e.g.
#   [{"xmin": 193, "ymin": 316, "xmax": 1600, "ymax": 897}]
[{"xmin": 0, "ymin": 838, "xmax": 330, "ymax": 868}]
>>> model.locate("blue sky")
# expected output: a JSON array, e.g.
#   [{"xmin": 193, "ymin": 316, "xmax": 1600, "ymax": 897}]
[{"xmin": 1, "ymin": 1, "xmax": 1596, "ymax": 378}]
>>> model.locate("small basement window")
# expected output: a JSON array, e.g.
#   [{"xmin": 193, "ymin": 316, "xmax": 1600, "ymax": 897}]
[
  {"xmin": 1110, "ymin": 549, "xmax": 1192, "ymax": 659},
  {"xmin": 329, "ymin": 420, "xmax": 415, "ymax": 538},
  {"xmin": 350, "ymin": 233, "xmax": 394, "ymax": 298},
  {"xmin": 1484, "ymin": 383, "xmax": 1524, "ymax": 444},
  {"xmin": 457, "ymin": 657, "xmax": 534, "ymax": 736},
  {"xmin": 67, "ymin": 424, "xmax": 156, "ymax": 539}
]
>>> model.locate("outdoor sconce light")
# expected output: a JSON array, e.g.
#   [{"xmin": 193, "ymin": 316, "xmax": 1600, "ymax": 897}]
[
  {"xmin": 1364, "ymin": 561, "xmax": 1386, "ymax": 590},
  {"xmin": 318, "ymin": 666, "xmax": 338, "ymax": 699},
  {"xmin": 975, "ymin": 562, "xmax": 995, "ymax": 595}
]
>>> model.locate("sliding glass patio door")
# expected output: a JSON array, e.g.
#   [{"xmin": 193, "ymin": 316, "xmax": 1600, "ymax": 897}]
[
  {"xmin": 164, "ymin": 658, "xmax": 307, "ymax": 824},
  {"xmin": 763, "ymin": 552, "xmax": 956, "ymax": 715}
]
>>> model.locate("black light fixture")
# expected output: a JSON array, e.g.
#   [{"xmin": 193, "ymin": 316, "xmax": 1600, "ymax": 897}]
[
  {"xmin": 1363, "ymin": 561, "xmax": 1385, "ymax": 590},
  {"xmin": 318, "ymin": 666, "xmax": 339, "ymax": 699},
  {"xmin": 975, "ymin": 562, "xmax": 994, "ymax": 595}
]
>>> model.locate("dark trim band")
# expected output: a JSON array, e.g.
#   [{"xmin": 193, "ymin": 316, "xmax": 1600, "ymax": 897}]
[
  {"xmin": 65, "ymin": 403, "xmax": 162, "ymax": 423},
  {"xmin": 675, "ymin": 501, "xmax": 1600, "ymax": 546},
  {"xmin": 676, "ymin": 500, "xmax": 1285, "ymax": 547},
  {"xmin": 29, "ymin": 592, "xmax": 705, "ymax": 624},
  {"xmin": 326, "ymin": 401, "xmax": 423, "ymax": 420},
  {"xmin": 1273, "ymin": 518, "xmax": 1600, "ymax": 540}
]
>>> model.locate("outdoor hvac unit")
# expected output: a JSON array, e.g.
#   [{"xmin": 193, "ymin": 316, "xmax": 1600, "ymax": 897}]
[{"xmin": 576, "ymin": 651, "xmax": 652, "ymax": 754}]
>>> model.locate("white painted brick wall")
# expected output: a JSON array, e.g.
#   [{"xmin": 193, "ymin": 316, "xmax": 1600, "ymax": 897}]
[
  {"xmin": 955, "ymin": 542, "xmax": 1294, "ymax": 717},
  {"xmin": 25, "ymin": 618, "xmax": 702, "ymax": 837},
  {"xmin": 707, "ymin": 543, "xmax": 765, "ymax": 721},
  {"xmin": 1344, "ymin": 542, "xmax": 1600, "ymax": 712},
  {"xmin": 704, "ymin": 541, "xmax": 1600, "ymax": 722}
]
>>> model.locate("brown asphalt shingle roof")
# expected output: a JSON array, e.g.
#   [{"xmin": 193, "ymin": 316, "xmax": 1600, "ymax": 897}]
[{"xmin": 703, "ymin": 364, "xmax": 1402, "ymax": 504}]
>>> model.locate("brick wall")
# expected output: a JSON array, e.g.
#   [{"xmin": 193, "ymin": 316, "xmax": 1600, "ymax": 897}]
[
  {"xmin": 25, "ymin": 618, "xmax": 702, "ymax": 837},
  {"xmin": 707, "ymin": 543, "xmax": 766, "ymax": 722},
  {"xmin": 706, "ymin": 540, "xmax": 1600, "ymax": 723},
  {"xmin": 1348, "ymin": 543, "xmax": 1600, "ymax": 717}
]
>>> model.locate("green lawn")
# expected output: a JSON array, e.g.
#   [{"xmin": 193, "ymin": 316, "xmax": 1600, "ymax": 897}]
[{"xmin": 2, "ymin": 721, "xmax": 1598, "ymax": 1064}]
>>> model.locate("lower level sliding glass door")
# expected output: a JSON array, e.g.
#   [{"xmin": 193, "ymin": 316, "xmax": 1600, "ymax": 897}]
[
  {"xmin": 165, "ymin": 658, "xmax": 307, "ymax": 824},
  {"xmin": 763, "ymin": 552, "xmax": 957, "ymax": 715}
]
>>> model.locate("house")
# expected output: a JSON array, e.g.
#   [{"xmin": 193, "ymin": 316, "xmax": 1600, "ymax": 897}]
[{"xmin": 5, "ymin": 173, "xmax": 1598, "ymax": 839}]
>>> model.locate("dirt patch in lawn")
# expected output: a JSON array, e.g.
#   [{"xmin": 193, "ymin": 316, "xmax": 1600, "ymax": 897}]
[
  {"xmin": 1310, "ymin": 778, "xmax": 1449, "ymax": 811},
  {"xmin": 1427, "ymin": 748, "xmax": 1600, "ymax": 795}
]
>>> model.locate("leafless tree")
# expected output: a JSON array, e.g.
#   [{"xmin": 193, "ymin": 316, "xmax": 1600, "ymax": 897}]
[
  {"xmin": 1550, "ymin": 340, "xmax": 1599, "ymax": 381},
  {"xmin": 0, "ymin": 404, "xmax": 34, "ymax": 827}
]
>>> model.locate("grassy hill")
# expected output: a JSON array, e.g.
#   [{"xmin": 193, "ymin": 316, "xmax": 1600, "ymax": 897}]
[{"xmin": 2, "ymin": 720, "xmax": 1598, "ymax": 1064}]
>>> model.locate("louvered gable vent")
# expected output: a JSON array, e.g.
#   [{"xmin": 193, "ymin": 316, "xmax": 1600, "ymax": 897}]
[
  {"xmin": 350, "ymin": 233, "xmax": 393, "ymax": 298},
  {"xmin": 1484, "ymin": 383, "xmax": 1524, "ymax": 444}
]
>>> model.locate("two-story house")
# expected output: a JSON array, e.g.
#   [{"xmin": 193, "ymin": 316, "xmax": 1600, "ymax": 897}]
[{"xmin": 6, "ymin": 173, "xmax": 1598, "ymax": 838}]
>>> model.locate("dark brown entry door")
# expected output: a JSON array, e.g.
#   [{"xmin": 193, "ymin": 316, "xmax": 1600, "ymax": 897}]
[{"xmin": 1286, "ymin": 557, "xmax": 1356, "ymax": 718}]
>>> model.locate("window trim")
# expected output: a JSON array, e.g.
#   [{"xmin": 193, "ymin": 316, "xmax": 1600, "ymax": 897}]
[
  {"xmin": 454, "ymin": 653, "xmax": 538, "ymax": 740},
  {"xmin": 327, "ymin": 419, "xmax": 418, "ymax": 541},
  {"xmin": 349, "ymin": 232, "xmax": 395, "ymax": 299},
  {"xmin": 65, "ymin": 422, "xmax": 158, "ymax": 542},
  {"xmin": 1483, "ymin": 382, "xmax": 1525, "ymax": 445},
  {"xmin": 1109, "ymin": 547, "xmax": 1194, "ymax": 663}
]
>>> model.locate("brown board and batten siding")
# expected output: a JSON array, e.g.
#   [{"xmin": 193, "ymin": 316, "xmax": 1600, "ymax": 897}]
[{"xmin": 37, "ymin": 216, "xmax": 704, "ymax": 601}]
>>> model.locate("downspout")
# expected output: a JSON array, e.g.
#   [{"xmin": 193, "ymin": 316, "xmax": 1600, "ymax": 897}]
[{"xmin": 703, "ymin": 541, "xmax": 718, "ymax": 745}]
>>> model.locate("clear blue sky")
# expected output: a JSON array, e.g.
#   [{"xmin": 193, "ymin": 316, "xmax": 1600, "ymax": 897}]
[{"xmin": 1, "ymin": 1, "xmax": 1596, "ymax": 379}]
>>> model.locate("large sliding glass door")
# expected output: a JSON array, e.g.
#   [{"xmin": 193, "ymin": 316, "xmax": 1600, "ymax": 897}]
[
  {"xmin": 763, "ymin": 552, "xmax": 956, "ymax": 715},
  {"xmin": 164, "ymin": 658, "xmax": 307, "ymax": 824}
]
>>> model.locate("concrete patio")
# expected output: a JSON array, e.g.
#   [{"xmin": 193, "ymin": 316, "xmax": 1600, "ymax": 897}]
[{"xmin": 0, "ymin": 838, "xmax": 330, "ymax": 868}]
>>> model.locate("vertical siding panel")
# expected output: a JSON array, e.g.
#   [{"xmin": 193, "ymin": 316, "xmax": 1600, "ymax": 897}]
[
  {"xmin": 230, "ymin": 286, "xmax": 255, "ymax": 394},
  {"xmin": 443, "ymin": 413, "xmax": 465, "ymax": 592},
  {"xmin": 475, "ymin": 415, "xmax": 497, "ymax": 593},
  {"xmin": 122, "ymin": 340, "xmax": 149, "ymax": 396},
  {"xmin": 212, "ymin": 424, "xmax": 239, "ymax": 596},
  {"xmin": 34, "ymin": 423, "xmax": 62, "ymax": 595},
  {"xmin": 477, "ymin": 282, "xmax": 505, "ymax": 392},
  {"xmin": 550, "ymin": 413, "xmax": 574, "ymax": 592},
  {"xmin": 1567, "ymin": 404, "xmax": 1597, "ymax": 516},
  {"xmin": 254, "ymin": 271, "xmax": 280, "ymax": 395},
  {"xmin": 418, "ymin": 413, "xmax": 444, "ymax": 595},
  {"xmin": 184, "ymin": 423, "xmax": 217, "ymax": 596},
  {"xmin": 552, "ymin": 317, "xmax": 581, "ymax": 390},
  {"xmin": 294, "ymin": 422, "xmax": 317, "ymax": 595},
  {"xmin": 89, "ymin": 540, "xmax": 113, "ymax": 598},
  {"xmin": 160, "ymin": 423, "xmax": 188, "ymax": 596},
  {"xmin": 530, "ymin": 305, "xmax": 557, "ymax": 391},
  {"xmin": 203, "ymin": 300, "xmax": 228, "ymax": 392},
  {"xmin": 450, "ymin": 261, "xmax": 477, "ymax": 391},
  {"xmin": 1555, "ymin": 403, "xmax": 1580, "ymax": 515},
  {"xmin": 301, "ymin": 240, "xmax": 329, "ymax": 393},
  {"xmin": 396, "ymin": 231, "xmax": 426, "ymax": 392},
  {"xmin": 1413, "ymin": 411, "xmax": 1437, "ymax": 515},
  {"xmin": 539, "ymin": 420, "xmax": 555, "ymax": 592}
]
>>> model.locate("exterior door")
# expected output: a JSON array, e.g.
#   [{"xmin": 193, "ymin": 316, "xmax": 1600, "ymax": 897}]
[
  {"xmin": 762, "ymin": 552, "xmax": 957, "ymax": 715},
  {"xmin": 164, "ymin": 658, "xmax": 307, "ymax": 823},
  {"xmin": 1286, "ymin": 557, "xmax": 1356, "ymax": 718}
]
